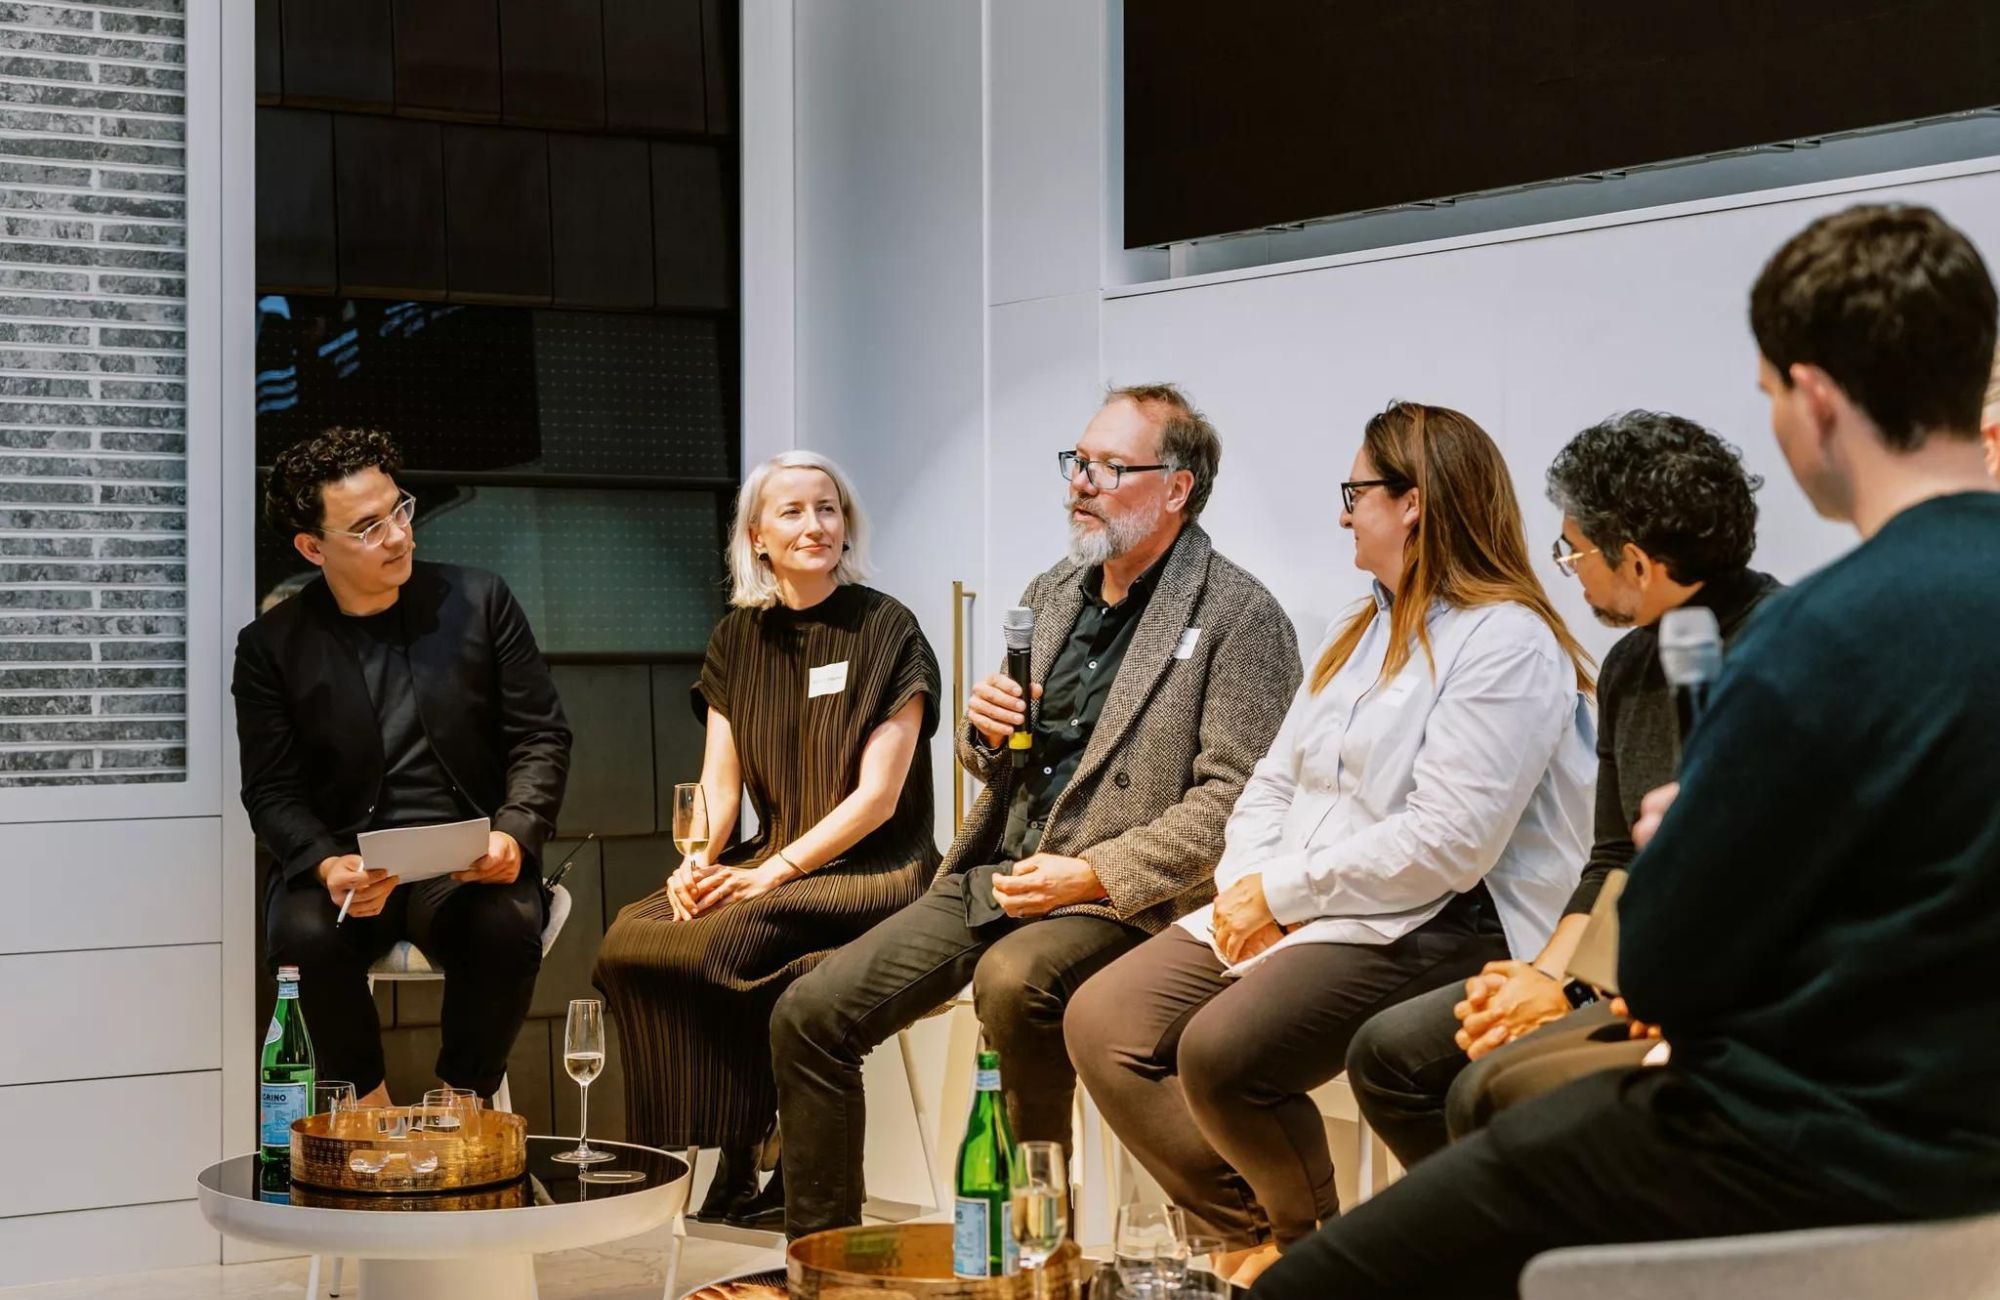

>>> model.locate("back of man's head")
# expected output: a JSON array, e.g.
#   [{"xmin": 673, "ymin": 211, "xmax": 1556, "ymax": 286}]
[{"xmin": 1749, "ymin": 204, "xmax": 1997, "ymax": 450}]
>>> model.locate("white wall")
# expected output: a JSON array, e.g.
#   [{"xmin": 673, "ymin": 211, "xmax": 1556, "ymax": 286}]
[{"xmin": 0, "ymin": 0, "xmax": 255, "ymax": 1285}]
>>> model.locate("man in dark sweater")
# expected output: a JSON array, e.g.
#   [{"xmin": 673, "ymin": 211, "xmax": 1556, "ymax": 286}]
[
  {"xmin": 1346, "ymin": 411, "xmax": 1779, "ymax": 1165},
  {"xmin": 1255, "ymin": 204, "xmax": 2000, "ymax": 1300}
]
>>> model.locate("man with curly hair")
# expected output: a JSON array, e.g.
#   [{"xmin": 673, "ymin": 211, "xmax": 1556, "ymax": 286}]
[
  {"xmin": 1343, "ymin": 412, "xmax": 1780, "ymax": 1166},
  {"xmin": 234, "ymin": 427, "xmax": 570, "ymax": 1107}
]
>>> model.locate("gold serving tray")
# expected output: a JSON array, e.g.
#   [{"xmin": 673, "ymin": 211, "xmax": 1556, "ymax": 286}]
[
  {"xmin": 289, "ymin": 1107, "xmax": 528, "ymax": 1194},
  {"xmin": 789, "ymin": 1224, "xmax": 1084, "ymax": 1298}
]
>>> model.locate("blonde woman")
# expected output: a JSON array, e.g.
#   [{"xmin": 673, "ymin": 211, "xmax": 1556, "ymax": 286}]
[
  {"xmin": 1066, "ymin": 401, "xmax": 1596, "ymax": 1287},
  {"xmin": 594, "ymin": 452, "xmax": 939, "ymax": 1227}
]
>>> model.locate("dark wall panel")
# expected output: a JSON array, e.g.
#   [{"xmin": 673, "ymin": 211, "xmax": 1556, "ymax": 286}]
[
  {"xmin": 393, "ymin": 0, "xmax": 503, "ymax": 119},
  {"xmin": 550, "ymin": 664, "xmax": 658, "ymax": 836},
  {"xmin": 256, "ymin": 0, "xmax": 283, "ymax": 101},
  {"xmin": 650, "ymin": 142, "xmax": 730, "ymax": 309},
  {"xmin": 333, "ymin": 115, "xmax": 448, "ymax": 297},
  {"xmin": 443, "ymin": 126, "xmax": 553, "ymax": 302},
  {"xmin": 700, "ymin": 0, "xmax": 733, "ymax": 135},
  {"xmin": 255, "ymin": 109, "xmax": 337, "ymax": 293},
  {"xmin": 1123, "ymin": 0, "xmax": 2000, "ymax": 246},
  {"xmin": 279, "ymin": 0, "xmax": 393, "ymax": 110},
  {"xmin": 548, "ymin": 134, "xmax": 655, "ymax": 310},
  {"xmin": 498, "ymin": 0, "xmax": 605, "ymax": 130},
  {"xmin": 602, "ymin": 0, "xmax": 706, "ymax": 134}
]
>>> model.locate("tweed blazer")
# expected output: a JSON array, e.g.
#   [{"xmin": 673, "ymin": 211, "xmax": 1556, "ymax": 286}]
[{"xmin": 945, "ymin": 524, "xmax": 1302, "ymax": 935}]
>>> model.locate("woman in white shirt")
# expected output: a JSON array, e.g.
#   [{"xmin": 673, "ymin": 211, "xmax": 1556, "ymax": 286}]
[{"xmin": 1065, "ymin": 400, "xmax": 1596, "ymax": 1288}]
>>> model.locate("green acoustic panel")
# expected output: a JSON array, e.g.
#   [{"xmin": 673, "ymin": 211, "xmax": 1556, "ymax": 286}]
[{"xmin": 410, "ymin": 487, "xmax": 725, "ymax": 655}]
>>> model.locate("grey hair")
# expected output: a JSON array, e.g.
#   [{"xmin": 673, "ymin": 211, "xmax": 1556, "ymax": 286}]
[{"xmin": 727, "ymin": 450, "xmax": 872, "ymax": 608}]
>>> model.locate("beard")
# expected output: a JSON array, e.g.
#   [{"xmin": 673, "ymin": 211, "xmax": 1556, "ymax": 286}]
[
  {"xmin": 1588, "ymin": 600, "xmax": 1636, "ymax": 629},
  {"xmin": 1067, "ymin": 493, "xmax": 1161, "ymax": 566}
]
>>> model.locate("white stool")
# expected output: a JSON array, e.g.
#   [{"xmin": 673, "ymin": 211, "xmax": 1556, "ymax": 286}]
[{"xmin": 310, "ymin": 884, "xmax": 574, "ymax": 1299}]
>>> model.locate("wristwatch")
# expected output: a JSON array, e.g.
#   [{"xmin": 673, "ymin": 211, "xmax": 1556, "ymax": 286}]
[{"xmin": 1561, "ymin": 978, "xmax": 1601, "ymax": 1010}]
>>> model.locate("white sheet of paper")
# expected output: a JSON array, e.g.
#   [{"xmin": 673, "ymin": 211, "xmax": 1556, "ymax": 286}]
[{"xmin": 357, "ymin": 817, "xmax": 491, "ymax": 883}]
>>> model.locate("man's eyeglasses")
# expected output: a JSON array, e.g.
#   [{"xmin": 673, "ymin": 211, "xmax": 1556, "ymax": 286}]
[
  {"xmin": 322, "ymin": 494, "xmax": 417, "ymax": 549},
  {"xmin": 1551, "ymin": 535, "xmax": 1601, "ymax": 575},
  {"xmin": 1339, "ymin": 479, "xmax": 1401, "ymax": 514},
  {"xmin": 1058, "ymin": 451, "xmax": 1172, "ymax": 491}
]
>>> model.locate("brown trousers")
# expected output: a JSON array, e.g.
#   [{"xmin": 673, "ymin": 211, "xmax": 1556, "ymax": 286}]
[{"xmin": 1065, "ymin": 888, "xmax": 1506, "ymax": 1248}]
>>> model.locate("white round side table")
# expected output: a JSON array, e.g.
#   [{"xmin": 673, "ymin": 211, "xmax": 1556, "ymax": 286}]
[{"xmin": 197, "ymin": 1137, "xmax": 689, "ymax": 1300}]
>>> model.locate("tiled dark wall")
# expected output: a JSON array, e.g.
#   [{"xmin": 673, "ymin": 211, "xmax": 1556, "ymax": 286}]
[{"xmin": 0, "ymin": 1, "xmax": 188, "ymax": 786}]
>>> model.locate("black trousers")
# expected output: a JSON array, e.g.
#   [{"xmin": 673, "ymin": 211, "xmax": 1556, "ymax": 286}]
[
  {"xmin": 1251, "ymin": 1067, "xmax": 1896, "ymax": 1300},
  {"xmin": 770, "ymin": 871, "xmax": 1146, "ymax": 1239},
  {"xmin": 1066, "ymin": 886, "xmax": 1508, "ymax": 1248},
  {"xmin": 265, "ymin": 872, "xmax": 545, "ymax": 1097},
  {"xmin": 1348, "ymin": 986, "xmax": 1655, "ymax": 1167}
]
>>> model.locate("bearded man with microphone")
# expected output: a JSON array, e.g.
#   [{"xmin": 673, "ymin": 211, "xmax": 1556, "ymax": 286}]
[{"xmin": 772, "ymin": 383, "xmax": 1300, "ymax": 1241}]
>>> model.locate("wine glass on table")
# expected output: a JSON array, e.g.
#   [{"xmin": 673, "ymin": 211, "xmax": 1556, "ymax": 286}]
[
  {"xmin": 553, "ymin": 998, "xmax": 614, "ymax": 1165},
  {"xmin": 1114, "ymin": 1203, "xmax": 1188, "ymax": 1297},
  {"xmin": 1011, "ymin": 1140, "xmax": 1069, "ymax": 1297}
]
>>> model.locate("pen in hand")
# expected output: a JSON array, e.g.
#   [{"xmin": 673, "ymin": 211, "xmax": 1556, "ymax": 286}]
[{"xmin": 336, "ymin": 886, "xmax": 356, "ymax": 926}]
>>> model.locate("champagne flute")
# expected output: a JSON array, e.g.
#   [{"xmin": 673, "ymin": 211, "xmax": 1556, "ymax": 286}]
[
  {"xmin": 1011, "ymin": 1140, "xmax": 1069, "ymax": 1295},
  {"xmin": 553, "ymin": 998, "xmax": 614, "ymax": 1165},
  {"xmin": 673, "ymin": 782, "xmax": 710, "ymax": 866},
  {"xmin": 1114, "ymin": 1203, "xmax": 1187, "ymax": 1296}
]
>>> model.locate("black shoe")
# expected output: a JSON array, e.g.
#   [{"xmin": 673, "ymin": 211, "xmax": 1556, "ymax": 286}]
[
  {"xmin": 724, "ymin": 1158, "xmax": 786, "ymax": 1230},
  {"xmin": 692, "ymin": 1145, "xmax": 761, "ymax": 1222}
]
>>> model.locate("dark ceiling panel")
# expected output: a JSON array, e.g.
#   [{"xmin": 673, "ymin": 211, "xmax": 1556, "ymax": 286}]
[
  {"xmin": 393, "ymin": 0, "xmax": 503, "ymax": 119},
  {"xmin": 254, "ymin": 108, "xmax": 337, "ymax": 293},
  {"xmin": 279, "ymin": 0, "xmax": 393, "ymax": 110},
  {"xmin": 498, "ymin": 0, "xmax": 605, "ymax": 130},
  {"xmin": 548, "ymin": 133, "xmax": 654, "ymax": 310},
  {"xmin": 601, "ymin": 0, "xmax": 705, "ymax": 134},
  {"xmin": 334, "ymin": 115, "xmax": 448, "ymax": 298},
  {"xmin": 442, "ymin": 126, "xmax": 553, "ymax": 302}
]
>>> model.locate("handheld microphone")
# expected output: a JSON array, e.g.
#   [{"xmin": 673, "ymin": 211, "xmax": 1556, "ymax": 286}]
[
  {"xmin": 1657, "ymin": 606, "xmax": 1723, "ymax": 764},
  {"xmin": 1001, "ymin": 607, "xmax": 1035, "ymax": 769},
  {"xmin": 541, "ymin": 831, "xmax": 597, "ymax": 904}
]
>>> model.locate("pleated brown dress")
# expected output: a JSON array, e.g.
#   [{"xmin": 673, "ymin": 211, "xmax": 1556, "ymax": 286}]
[{"xmin": 593, "ymin": 583, "xmax": 940, "ymax": 1148}]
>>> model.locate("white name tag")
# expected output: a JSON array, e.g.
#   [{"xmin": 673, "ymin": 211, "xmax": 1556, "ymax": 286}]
[
  {"xmin": 1173, "ymin": 627, "xmax": 1202, "ymax": 660},
  {"xmin": 808, "ymin": 661, "xmax": 849, "ymax": 698}
]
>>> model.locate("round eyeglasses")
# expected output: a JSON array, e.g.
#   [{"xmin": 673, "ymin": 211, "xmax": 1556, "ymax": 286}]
[{"xmin": 321, "ymin": 494, "xmax": 417, "ymax": 549}]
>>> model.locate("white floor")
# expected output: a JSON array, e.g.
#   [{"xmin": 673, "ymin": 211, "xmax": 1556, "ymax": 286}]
[{"xmin": 0, "ymin": 1227, "xmax": 785, "ymax": 1300}]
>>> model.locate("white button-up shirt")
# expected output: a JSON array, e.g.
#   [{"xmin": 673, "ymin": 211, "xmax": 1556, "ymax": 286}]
[{"xmin": 1181, "ymin": 587, "xmax": 1594, "ymax": 973}]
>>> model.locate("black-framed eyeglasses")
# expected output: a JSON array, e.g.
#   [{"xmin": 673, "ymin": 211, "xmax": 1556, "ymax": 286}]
[
  {"xmin": 1340, "ymin": 479, "xmax": 1398, "ymax": 513},
  {"xmin": 321, "ymin": 493, "xmax": 417, "ymax": 549},
  {"xmin": 1058, "ymin": 451, "xmax": 1172, "ymax": 491},
  {"xmin": 1550, "ymin": 535, "xmax": 1601, "ymax": 575}
]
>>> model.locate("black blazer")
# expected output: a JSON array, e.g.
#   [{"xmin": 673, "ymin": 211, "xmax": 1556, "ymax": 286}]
[{"xmin": 234, "ymin": 561, "xmax": 571, "ymax": 887}]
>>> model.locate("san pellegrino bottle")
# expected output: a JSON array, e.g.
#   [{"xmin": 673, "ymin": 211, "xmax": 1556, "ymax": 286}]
[
  {"xmin": 953, "ymin": 1047, "xmax": 1019, "ymax": 1278},
  {"xmin": 259, "ymin": 965, "xmax": 316, "ymax": 1163}
]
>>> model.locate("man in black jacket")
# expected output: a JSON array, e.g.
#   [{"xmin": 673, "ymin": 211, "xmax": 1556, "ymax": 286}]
[{"xmin": 235, "ymin": 428, "xmax": 570, "ymax": 1105}]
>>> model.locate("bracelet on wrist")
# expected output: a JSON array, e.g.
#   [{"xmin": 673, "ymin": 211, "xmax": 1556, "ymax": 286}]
[{"xmin": 774, "ymin": 851, "xmax": 805, "ymax": 879}]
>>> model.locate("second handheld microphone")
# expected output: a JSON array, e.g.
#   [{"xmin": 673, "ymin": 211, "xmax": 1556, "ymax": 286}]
[{"xmin": 1658, "ymin": 605, "xmax": 1723, "ymax": 765}]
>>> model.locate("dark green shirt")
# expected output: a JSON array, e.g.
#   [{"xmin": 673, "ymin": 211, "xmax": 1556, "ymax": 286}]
[
  {"xmin": 1620, "ymin": 492, "xmax": 2000, "ymax": 1217},
  {"xmin": 997, "ymin": 541, "xmax": 1172, "ymax": 861}
]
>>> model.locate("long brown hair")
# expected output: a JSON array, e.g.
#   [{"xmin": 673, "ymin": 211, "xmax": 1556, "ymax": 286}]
[{"xmin": 1312, "ymin": 401, "xmax": 1595, "ymax": 695}]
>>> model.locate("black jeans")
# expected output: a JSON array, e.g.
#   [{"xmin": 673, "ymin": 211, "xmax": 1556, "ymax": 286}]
[
  {"xmin": 1348, "ymin": 987, "xmax": 1655, "ymax": 1167},
  {"xmin": 1252, "ymin": 1067, "xmax": 1896, "ymax": 1300},
  {"xmin": 265, "ymin": 872, "xmax": 545, "ymax": 1097},
  {"xmin": 770, "ymin": 871, "xmax": 1145, "ymax": 1239}
]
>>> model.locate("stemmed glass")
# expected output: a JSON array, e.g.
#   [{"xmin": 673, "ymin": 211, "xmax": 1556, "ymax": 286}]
[
  {"xmin": 1010, "ymin": 1141, "xmax": 1069, "ymax": 1296},
  {"xmin": 673, "ymin": 783, "xmax": 710, "ymax": 866},
  {"xmin": 553, "ymin": 998, "xmax": 614, "ymax": 1165},
  {"xmin": 1114, "ymin": 1203, "xmax": 1188, "ymax": 1297}
]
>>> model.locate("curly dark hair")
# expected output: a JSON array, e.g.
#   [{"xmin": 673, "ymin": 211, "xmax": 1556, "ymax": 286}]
[
  {"xmin": 265, "ymin": 427, "xmax": 404, "ymax": 537},
  {"xmin": 1545, "ymin": 412, "xmax": 1761, "ymax": 586}
]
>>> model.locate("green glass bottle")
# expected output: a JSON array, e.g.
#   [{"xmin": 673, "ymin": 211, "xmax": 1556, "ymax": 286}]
[
  {"xmin": 259, "ymin": 965, "xmax": 315, "ymax": 1164},
  {"xmin": 952, "ymin": 1047, "xmax": 1019, "ymax": 1279}
]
